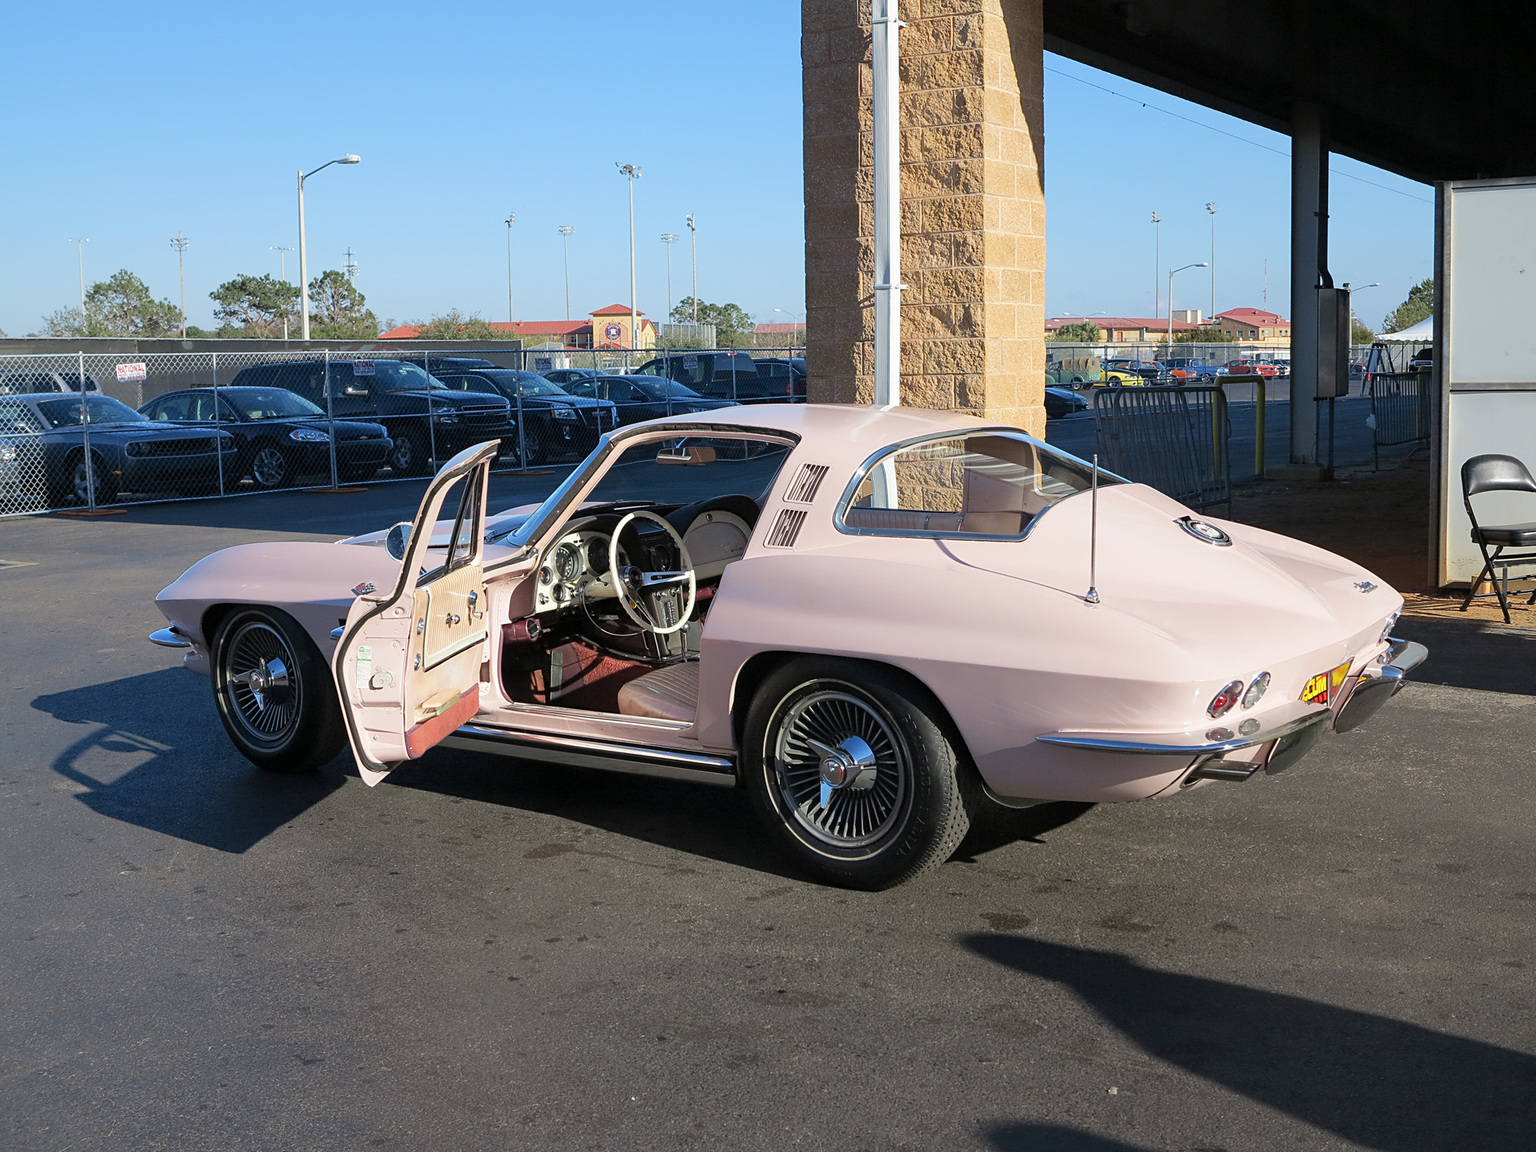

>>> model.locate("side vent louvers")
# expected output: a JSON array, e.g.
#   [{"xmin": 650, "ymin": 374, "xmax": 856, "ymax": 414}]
[
  {"xmin": 765, "ymin": 507, "xmax": 807, "ymax": 549},
  {"xmin": 783, "ymin": 463, "xmax": 829, "ymax": 505}
]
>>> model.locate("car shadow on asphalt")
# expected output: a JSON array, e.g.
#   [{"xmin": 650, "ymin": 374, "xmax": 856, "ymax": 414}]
[
  {"xmin": 964, "ymin": 933, "xmax": 1536, "ymax": 1152},
  {"xmin": 31, "ymin": 669, "xmax": 344, "ymax": 854},
  {"xmin": 1395, "ymin": 616, "xmax": 1536, "ymax": 696},
  {"xmin": 952, "ymin": 802, "xmax": 1096, "ymax": 863},
  {"xmin": 983, "ymin": 1124, "xmax": 1156, "ymax": 1151},
  {"xmin": 388, "ymin": 746, "xmax": 807, "ymax": 881}
]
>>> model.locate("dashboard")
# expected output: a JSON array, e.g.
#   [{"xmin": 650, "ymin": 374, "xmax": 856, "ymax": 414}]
[{"xmin": 534, "ymin": 528, "xmax": 623, "ymax": 613}]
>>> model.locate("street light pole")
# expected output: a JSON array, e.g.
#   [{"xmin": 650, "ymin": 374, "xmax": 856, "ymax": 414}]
[
  {"xmin": 772, "ymin": 307, "xmax": 805, "ymax": 349},
  {"xmin": 558, "ymin": 225, "xmax": 575, "ymax": 321},
  {"xmin": 1150, "ymin": 212, "xmax": 1160, "ymax": 317},
  {"xmin": 661, "ymin": 233, "xmax": 678, "ymax": 323},
  {"xmin": 1343, "ymin": 281, "xmax": 1380, "ymax": 342},
  {"xmin": 66, "ymin": 238, "xmax": 89, "ymax": 326},
  {"xmin": 616, "ymin": 163, "xmax": 642, "ymax": 357},
  {"xmin": 297, "ymin": 153, "xmax": 361, "ymax": 342},
  {"xmin": 170, "ymin": 233, "xmax": 190, "ymax": 338},
  {"xmin": 1168, "ymin": 262, "xmax": 1209, "ymax": 350},
  {"xmin": 513, "ymin": 211, "xmax": 525, "ymax": 325},
  {"xmin": 1205, "ymin": 203, "xmax": 1218, "ymax": 320},
  {"xmin": 686, "ymin": 214, "xmax": 697, "ymax": 323}
]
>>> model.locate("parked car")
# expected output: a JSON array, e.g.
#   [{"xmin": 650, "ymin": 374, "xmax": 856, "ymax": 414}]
[
  {"xmin": 139, "ymin": 387, "xmax": 392, "ymax": 488},
  {"xmin": 0, "ymin": 370, "xmax": 102, "ymax": 395},
  {"xmin": 1409, "ymin": 346, "xmax": 1434, "ymax": 371},
  {"xmin": 1103, "ymin": 359, "xmax": 1163, "ymax": 382},
  {"xmin": 1223, "ymin": 359, "xmax": 1280, "ymax": 378},
  {"xmin": 429, "ymin": 367, "xmax": 619, "ymax": 464},
  {"xmin": 635, "ymin": 352, "xmax": 806, "ymax": 403},
  {"xmin": 0, "ymin": 392, "xmax": 236, "ymax": 506},
  {"xmin": 226, "ymin": 359, "xmax": 516, "ymax": 477},
  {"xmin": 1045, "ymin": 385, "xmax": 1089, "ymax": 418},
  {"xmin": 542, "ymin": 368, "xmax": 605, "ymax": 386},
  {"xmin": 1159, "ymin": 358, "xmax": 1224, "ymax": 381},
  {"xmin": 562, "ymin": 374, "xmax": 736, "ymax": 424},
  {"xmin": 151, "ymin": 405, "xmax": 1424, "ymax": 889}
]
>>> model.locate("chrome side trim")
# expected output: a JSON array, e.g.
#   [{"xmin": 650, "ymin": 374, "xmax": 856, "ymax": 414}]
[
  {"xmin": 1036, "ymin": 709, "xmax": 1331, "ymax": 756},
  {"xmin": 149, "ymin": 627, "xmax": 192, "ymax": 649},
  {"xmin": 440, "ymin": 724, "xmax": 737, "ymax": 787}
]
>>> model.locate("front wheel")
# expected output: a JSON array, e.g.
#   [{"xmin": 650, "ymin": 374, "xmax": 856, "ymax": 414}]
[
  {"xmin": 743, "ymin": 657, "xmax": 977, "ymax": 890},
  {"xmin": 210, "ymin": 607, "xmax": 345, "ymax": 772},
  {"xmin": 388, "ymin": 429, "xmax": 430, "ymax": 476}
]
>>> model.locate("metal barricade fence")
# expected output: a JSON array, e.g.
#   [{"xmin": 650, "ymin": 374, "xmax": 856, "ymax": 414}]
[
  {"xmin": 1367, "ymin": 370, "xmax": 1432, "ymax": 469},
  {"xmin": 0, "ymin": 344, "xmax": 808, "ymax": 517},
  {"xmin": 1092, "ymin": 384, "xmax": 1231, "ymax": 513}
]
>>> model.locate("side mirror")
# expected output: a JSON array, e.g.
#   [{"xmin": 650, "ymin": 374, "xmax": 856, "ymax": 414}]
[{"xmin": 385, "ymin": 522, "xmax": 412, "ymax": 561}]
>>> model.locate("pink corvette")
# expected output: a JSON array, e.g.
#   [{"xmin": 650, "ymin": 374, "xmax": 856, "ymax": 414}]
[{"xmin": 151, "ymin": 405, "xmax": 1424, "ymax": 888}]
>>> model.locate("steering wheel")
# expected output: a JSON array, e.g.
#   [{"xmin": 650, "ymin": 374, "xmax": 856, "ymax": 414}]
[{"xmin": 608, "ymin": 510, "xmax": 696, "ymax": 635}]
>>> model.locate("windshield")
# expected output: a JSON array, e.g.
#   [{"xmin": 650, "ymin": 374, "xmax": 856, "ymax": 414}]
[
  {"xmin": 639, "ymin": 378, "xmax": 705, "ymax": 399},
  {"xmin": 371, "ymin": 362, "xmax": 447, "ymax": 392},
  {"xmin": 229, "ymin": 389, "xmax": 325, "ymax": 420},
  {"xmin": 502, "ymin": 372, "xmax": 571, "ymax": 398},
  {"xmin": 36, "ymin": 395, "xmax": 146, "ymax": 427}
]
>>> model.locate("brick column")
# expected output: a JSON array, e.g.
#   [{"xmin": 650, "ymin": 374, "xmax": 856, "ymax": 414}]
[{"xmin": 802, "ymin": 0, "xmax": 1046, "ymax": 434}]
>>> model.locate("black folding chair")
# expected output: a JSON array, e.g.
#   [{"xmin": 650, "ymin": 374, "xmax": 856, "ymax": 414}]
[{"xmin": 1461, "ymin": 453, "xmax": 1536, "ymax": 623}]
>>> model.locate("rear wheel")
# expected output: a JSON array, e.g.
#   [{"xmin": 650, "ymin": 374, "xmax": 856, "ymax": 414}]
[
  {"xmin": 210, "ymin": 607, "xmax": 345, "ymax": 772},
  {"xmin": 743, "ymin": 657, "xmax": 977, "ymax": 890}
]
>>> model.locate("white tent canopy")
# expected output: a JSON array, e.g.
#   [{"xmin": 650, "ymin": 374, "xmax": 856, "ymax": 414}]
[{"xmin": 1380, "ymin": 315, "xmax": 1433, "ymax": 342}]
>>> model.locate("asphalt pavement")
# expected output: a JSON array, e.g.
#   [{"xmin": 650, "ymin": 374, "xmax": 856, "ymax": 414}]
[{"xmin": 1, "ymin": 473, "xmax": 1532, "ymax": 1152}]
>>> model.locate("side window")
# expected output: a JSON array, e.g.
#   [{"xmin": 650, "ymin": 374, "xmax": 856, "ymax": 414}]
[
  {"xmin": 185, "ymin": 393, "xmax": 220, "ymax": 422},
  {"xmin": 840, "ymin": 433, "xmax": 1109, "ymax": 538},
  {"xmin": 0, "ymin": 403, "xmax": 43, "ymax": 433},
  {"xmin": 437, "ymin": 375, "xmax": 469, "ymax": 392},
  {"xmin": 217, "ymin": 398, "xmax": 243, "ymax": 422},
  {"xmin": 148, "ymin": 395, "xmax": 190, "ymax": 421}
]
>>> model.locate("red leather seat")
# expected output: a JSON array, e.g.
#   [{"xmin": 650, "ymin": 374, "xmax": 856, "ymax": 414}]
[{"xmin": 616, "ymin": 661, "xmax": 700, "ymax": 723}]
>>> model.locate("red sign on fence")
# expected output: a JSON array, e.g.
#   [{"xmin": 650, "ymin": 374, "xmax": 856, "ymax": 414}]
[{"xmin": 115, "ymin": 362, "xmax": 147, "ymax": 383}]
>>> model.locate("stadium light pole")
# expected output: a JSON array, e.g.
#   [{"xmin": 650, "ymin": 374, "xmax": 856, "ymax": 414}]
[
  {"xmin": 1168, "ymin": 262, "xmax": 1208, "ymax": 350},
  {"xmin": 297, "ymin": 153, "xmax": 360, "ymax": 342},
  {"xmin": 66, "ymin": 238, "xmax": 89, "ymax": 325},
  {"xmin": 558, "ymin": 225, "xmax": 575, "ymax": 321},
  {"xmin": 1150, "ymin": 212, "xmax": 1161, "ymax": 317},
  {"xmin": 616, "ymin": 163, "xmax": 642, "ymax": 356},
  {"xmin": 1205, "ymin": 202, "xmax": 1218, "ymax": 319},
  {"xmin": 660, "ymin": 233, "xmax": 679, "ymax": 323},
  {"xmin": 269, "ymin": 246, "xmax": 295, "ymax": 339},
  {"xmin": 505, "ymin": 211, "xmax": 515, "ymax": 324},
  {"xmin": 170, "ymin": 233, "xmax": 190, "ymax": 338},
  {"xmin": 686, "ymin": 214, "xmax": 697, "ymax": 322}
]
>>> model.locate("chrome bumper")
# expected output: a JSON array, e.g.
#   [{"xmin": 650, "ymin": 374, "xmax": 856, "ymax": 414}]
[
  {"xmin": 148, "ymin": 626, "xmax": 191, "ymax": 649},
  {"xmin": 1035, "ymin": 708, "xmax": 1329, "ymax": 758},
  {"xmin": 1334, "ymin": 637, "xmax": 1428, "ymax": 733}
]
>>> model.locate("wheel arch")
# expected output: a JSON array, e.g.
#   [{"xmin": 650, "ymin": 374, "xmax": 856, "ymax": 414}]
[{"xmin": 728, "ymin": 650, "xmax": 976, "ymax": 771}]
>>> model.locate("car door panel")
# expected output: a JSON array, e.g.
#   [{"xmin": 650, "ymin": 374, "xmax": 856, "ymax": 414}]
[{"xmin": 334, "ymin": 440, "xmax": 498, "ymax": 785}]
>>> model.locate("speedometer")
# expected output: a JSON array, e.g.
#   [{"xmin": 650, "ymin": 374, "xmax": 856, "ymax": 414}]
[
  {"xmin": 552, "ymin": 542, "xmax": 581, "ymax": 582},
  {"xmin": 586, "ymin": 538, "xmax": 610, "ymax": 576}
]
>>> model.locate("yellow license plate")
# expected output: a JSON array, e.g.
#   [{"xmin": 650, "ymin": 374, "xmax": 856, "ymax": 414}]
[{"xmin": 1302, "ymin": 660, "xmax": 1353, "ymax": 704}]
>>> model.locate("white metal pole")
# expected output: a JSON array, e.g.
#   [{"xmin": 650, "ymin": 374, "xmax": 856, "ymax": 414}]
[
  {"xmin": 505, "ymin": 212, "xmax": 515, "ymax": 323},
  {"xmin": 1150, "ymin": 212, "xmax": 1160, "ymax": 318},
  {"xmin": 1206, "ymin": 203, "xmax": 1217, "ymax": 319},
  {"xmin": 559, "ymin": 225, "xmax": 574, "ymax": 321},
  {"xmin": 871, "ymin": 0, "xmax": 903, "ymax": 407},
  {"xmin": 686, "ymin": 214, "xmax": 697, "ymax": 323},
  {"xmin": 298, "ymin": 170, "xmax": 310, "ymax": 342}
]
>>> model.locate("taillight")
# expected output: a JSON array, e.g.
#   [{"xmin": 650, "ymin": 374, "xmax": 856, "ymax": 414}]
[{"xmin": 1207, "ymin": 680, "xmax": 1244, "ymax": 718}]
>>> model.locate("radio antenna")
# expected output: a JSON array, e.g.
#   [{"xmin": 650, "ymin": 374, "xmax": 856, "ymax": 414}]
[{"xmin": 1085, "ymin": 454, "xmax": 1101, "ymax": 604}]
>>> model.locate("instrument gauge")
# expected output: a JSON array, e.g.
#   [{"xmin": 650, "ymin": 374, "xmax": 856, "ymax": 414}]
[
  {"xmin": 553, "ymin": 542, "xmax": 581, "ymax": 583},
  {"xmin": 586, "ymin": 538, "xmax": 610, "ymax": 576}
]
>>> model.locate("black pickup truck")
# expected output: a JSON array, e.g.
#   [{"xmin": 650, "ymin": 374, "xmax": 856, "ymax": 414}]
[{"xmin": 227, "ymin": 358, "xmax": 515, "ymax": 475}]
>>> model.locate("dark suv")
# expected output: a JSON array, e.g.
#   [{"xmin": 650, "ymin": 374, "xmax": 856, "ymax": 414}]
[
  {"xmin": 226, "ymin": 359, "xmax": 515, "ymax": 476},
  {"xmin": 431, "ymin": 368, "xmax": 618, "ymax": 465},
  {"xmin": 635, "ymin": 352, "xmax": 805, "ymax": 404}
]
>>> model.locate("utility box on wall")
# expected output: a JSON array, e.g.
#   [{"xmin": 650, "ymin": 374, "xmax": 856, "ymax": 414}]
[
  {"xmin": 1436, "ymin": 177, "xmax": 1536, "ymax": 587},
  {"xmin": 1314, "ymin": 287, "xmax": 1352, "ymax": 399}
]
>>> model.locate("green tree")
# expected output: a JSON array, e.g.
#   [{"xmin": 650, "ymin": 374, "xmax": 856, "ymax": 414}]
[
  {"xmin": 1054, "ymin": 321, "xmax": 1103, "ymax": 342},
  {"xmin": 1382, "ymin": 278, "xmax": 1433, "ymax": 334},
  {"xmin": 42, "ymin": 270, "xmax": 181, "ymax": 337},
  {"xmin": 210, "ymin": 274, "xmax": 300, "ymax": 337},
  {"xmin": 410, "ymin": 309, "xmax": 504, "ymax": 341},
  {"xmin": 308, "ymin": 270, "xmax": 379, "ymax": 339},
  {"xmin": 670, "ymin": 297, "xmax": 755, "ymax": 347},
  {"xmin": 1174, "ymin": 325, "xmax": 1237, "ymax": 344},
  {"xmin": 1351, "ymin": 318, "xmax": 1376, "ymax": 345}
]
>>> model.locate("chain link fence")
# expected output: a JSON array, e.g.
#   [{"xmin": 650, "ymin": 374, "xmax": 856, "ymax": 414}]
[{"xmin": 0, "ymin": 345, "xmax": 806, "ymax": 518}]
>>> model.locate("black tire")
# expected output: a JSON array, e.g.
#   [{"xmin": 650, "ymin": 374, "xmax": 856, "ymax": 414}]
[
  {"xmin": 520, "ymin": 429, "xmax": 551, "ymax": 467},
  {"xmin": 388, "ymin": 429, "xmax": 430, "ymax": 476},
  {"xmin": 743, "ymin": 657, "xmax": 978, "ymax": 890},
  {"xmin": 210, "ymin": 607, "xmax": 345, "ymax": 772},
  {"xmin": 248, "ymin": 442, "xmax": 293, "ymax": 489}
]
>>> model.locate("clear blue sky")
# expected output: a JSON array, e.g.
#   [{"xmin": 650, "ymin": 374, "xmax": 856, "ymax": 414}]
[{"xmin": 1, "ymin": 2, "xmax": 1433, "ymax": 338}]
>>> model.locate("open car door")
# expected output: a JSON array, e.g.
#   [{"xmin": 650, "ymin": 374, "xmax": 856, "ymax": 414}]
[{"xmin": 334, "ymin": 441, "xmax": 498, "ymax": 786}]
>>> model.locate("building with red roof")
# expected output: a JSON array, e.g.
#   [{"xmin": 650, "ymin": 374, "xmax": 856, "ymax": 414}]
[
  {"xmin": 1213, "ymin": 308, "xmax": 1290, "ymax": 342},
  {"xmin": 381, "ymin": 304, "xmax": 657, "ymax": 350},
  {"xmin": 1045, "ymin": 316, "xmax": 1197, "ymax": 343}
]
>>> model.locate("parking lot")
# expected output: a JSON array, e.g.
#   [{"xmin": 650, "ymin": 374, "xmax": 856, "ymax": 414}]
[{"xmin": 2, "ymin": 475, "xmax": 1533, "ymax": 1151}]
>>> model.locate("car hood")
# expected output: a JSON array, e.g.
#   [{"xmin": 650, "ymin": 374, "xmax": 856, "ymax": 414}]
[
  {"xmin": 946, "ymin": 482, "xmax": 1400, "ymax": 658},
  {"xmin": 397, "ymin": 390, "xmax": 508, "ymax": 409}
]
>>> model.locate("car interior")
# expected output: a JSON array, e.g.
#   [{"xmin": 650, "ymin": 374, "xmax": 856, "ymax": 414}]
[{"xmin": 492, "ymin": 434, "xmax": 794, "ymax": 725}]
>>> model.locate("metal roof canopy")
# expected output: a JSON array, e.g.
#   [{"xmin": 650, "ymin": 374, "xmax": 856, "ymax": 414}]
[{"xmin": 1044, "ymin": 0, "xmax": 1536, "ymax": 184}]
